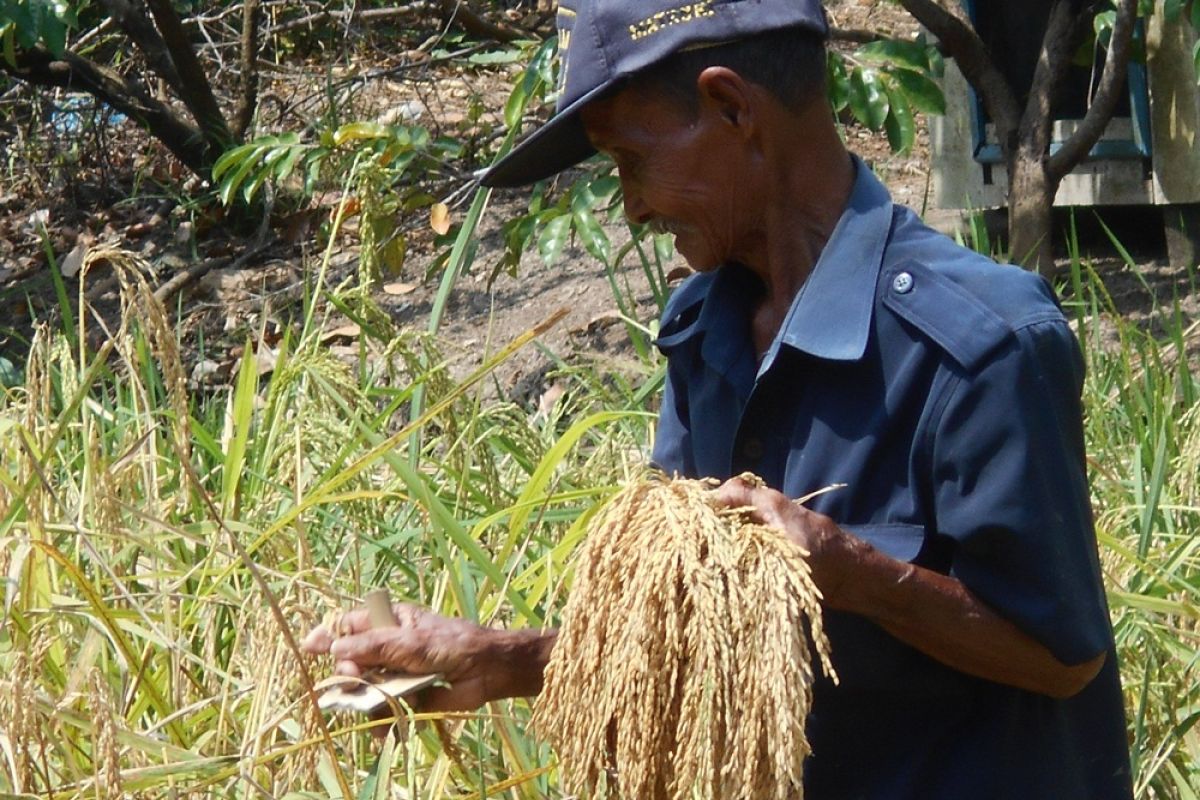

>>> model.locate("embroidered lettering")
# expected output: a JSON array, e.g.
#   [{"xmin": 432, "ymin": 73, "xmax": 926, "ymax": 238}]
[{"xmin": 628, "ymin": 1, "xmax": 716, "ymax": 41}]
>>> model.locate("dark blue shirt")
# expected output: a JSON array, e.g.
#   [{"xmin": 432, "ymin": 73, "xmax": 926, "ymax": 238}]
[{"xmin": 651, "ymin": 159, "xmax": 1132, "ymax": 799}]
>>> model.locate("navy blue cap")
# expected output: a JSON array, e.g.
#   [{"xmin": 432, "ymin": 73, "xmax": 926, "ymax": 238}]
[{"xmin": 481, "ymin": 0, "xmax": 829, "ymax": 188}]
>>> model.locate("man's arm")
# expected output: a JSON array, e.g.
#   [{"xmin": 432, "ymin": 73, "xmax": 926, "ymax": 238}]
[
  {"xmin": 301, "ymin": 603, "xmax": 557, "ymax": 712},
  {"xmin": 715, "ymin": 478, "xmax": 1106, "ymax": 699}
]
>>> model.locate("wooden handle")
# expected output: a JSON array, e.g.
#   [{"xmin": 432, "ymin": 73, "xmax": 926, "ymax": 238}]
[{"xmin": 365, "ymin": 589, "xmax": 395, "ymax": 629}]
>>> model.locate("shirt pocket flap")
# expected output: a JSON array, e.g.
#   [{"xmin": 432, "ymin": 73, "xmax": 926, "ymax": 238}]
[{"xmin": 842, "ymin": 523, "xmax": 926, "ymax": 562}]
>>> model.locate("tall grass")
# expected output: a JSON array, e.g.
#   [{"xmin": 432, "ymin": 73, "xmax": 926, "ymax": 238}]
[
  {"xmin": 1065, "ymin": 236, "xmax": 1200, "ymax": 797},
  {"xmin": 0, "ymin": 230, "xmax": 1197, "ymax": 797},
  {"xmin": 0, "ymin": 252, "xmax": 656, "ymax": 798}
]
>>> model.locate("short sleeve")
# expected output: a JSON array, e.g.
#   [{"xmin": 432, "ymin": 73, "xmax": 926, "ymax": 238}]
[{"xmin": 930, "ymin": 318, "xmax": 1112, "ymax": 665}]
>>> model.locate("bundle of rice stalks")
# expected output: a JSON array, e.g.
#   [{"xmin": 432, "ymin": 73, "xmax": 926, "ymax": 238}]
[{"xmin": 534, "ymin": 473, "xmax": 835, "ymax": 800}]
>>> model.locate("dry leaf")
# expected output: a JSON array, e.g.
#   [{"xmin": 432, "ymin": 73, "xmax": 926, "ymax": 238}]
[
  {"xmin": 383, "ymin": 282, "xmax": 416, "ymax": 295},
  {"xmin": 320, "ymin": 323, "xmax": 361, "ymax": 344},
  {"xmin": 430, "ymin": 202, "xmax": 451, "ymax": 235},
  {"xmin": 60, "ymin": 241, "xmax": 88, "ymax": 278}
]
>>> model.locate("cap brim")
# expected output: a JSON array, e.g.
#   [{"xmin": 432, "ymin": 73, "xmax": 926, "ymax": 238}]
[{"xmin": 480, "ymin": 82, "xmax": 617, "ymax": 188}]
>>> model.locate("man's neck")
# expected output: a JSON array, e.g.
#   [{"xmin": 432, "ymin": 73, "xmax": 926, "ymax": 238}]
[{"xmin": 741, "ymin": 119, "xmax": 855, "ymax": 345}]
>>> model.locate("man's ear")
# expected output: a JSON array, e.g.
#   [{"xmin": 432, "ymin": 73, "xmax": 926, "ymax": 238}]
[{"xmin": 696, "ymin": 66, "xmax": 755, "ymax": 136}]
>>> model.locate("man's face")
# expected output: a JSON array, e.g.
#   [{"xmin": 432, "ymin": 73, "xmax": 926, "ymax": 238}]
[{"xmin": 579, "ymin": 84, "xmax": 754, "ymax": 272}]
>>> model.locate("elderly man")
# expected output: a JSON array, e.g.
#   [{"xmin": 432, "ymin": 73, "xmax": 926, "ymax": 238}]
[{"xmin": 303, "ymin": 1, "xmax": 1132, "ymax": 796}]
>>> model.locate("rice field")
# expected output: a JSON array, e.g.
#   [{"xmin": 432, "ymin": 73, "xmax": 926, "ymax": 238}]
[{"xmin": 0, "ymin": 235, "xmax": 1197, "ymax": 798}]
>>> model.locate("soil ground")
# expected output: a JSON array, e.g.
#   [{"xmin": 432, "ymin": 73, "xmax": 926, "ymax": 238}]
[{"xmin": 2, "ymin": 0, "xmax": 1197, "ymax": 398}]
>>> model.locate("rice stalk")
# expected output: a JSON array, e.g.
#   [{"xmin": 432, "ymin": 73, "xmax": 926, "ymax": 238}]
[
  {"xmin": 534, "ymin": 473, "xmax": 834, "ymax": 800},
  {"xmin": 87, "ymin": 668, "xmax": 123, "ymax": 800},
  {"xmin": 89, "ymin": 246, "xmax": 192, "ymax": 462},
  {"xmin": 0, "ymin": 634, "xmax": 51, "ymax": 793}
]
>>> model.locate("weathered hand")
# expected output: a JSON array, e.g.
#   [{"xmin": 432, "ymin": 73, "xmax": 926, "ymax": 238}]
[
  {"xmin": 302, "ymin": 602, "xmax": 517, "ymax": 715},
  {"xmin": 712, "ymin": 475, "xmax": 860, "ymax": 608}
]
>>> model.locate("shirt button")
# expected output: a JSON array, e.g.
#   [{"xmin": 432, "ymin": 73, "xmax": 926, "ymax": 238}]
[
  {"xmin": 892, "ymin": 271, "xmax": 914, "ymax": 294},
  {"xmin": 741, "ymin": 437, "xmax": 764, "ymax": 461}
]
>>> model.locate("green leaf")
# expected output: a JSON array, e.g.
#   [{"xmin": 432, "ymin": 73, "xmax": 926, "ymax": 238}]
[
  {"xmin": 38, "ymin": 12, "xmax": 64, "ymax": 55},
  {"xmin": 654, "ymin": 231, "xmax": 675, "ymax": 264},
  {"xmin": 589, "ymin": 173, "xmax": 620, "ymax": 202},
  {"xmin": 537, "ymin": 213, "xmax": 571, "ymax": 266},
  {"xmin": 212, "ymin": 141, "xmax": 256, "ymax": 182},
  {"xmin": 273, "ymin": 142, "xmax": 308, "ymax": 184},
  {"xmin": 0, "ymin": 354, "xmax": 20, "ymax": 388},
  {"xmin": 883, "ymin": 79, "xmax": 916, "ymax": 154},
  {"xmin": 848, "ymin": 67, "xmax": 889, "ymax": 131},
  {"xmin": 887, "ymin": 67, "xmax": 946, "ymax": 115},
  {"xmin": 826, "ymin": 51, "xmax": 851, "ymax": 112},
  {"xmin": 573, "ymin": 207, "xmax": 611, "ymax": 262},
  {"xmin": 1192, "ymin": 0, "xmax": 1200, "ymax": 30},
  {"xmin": 217, "ymin": 145, "xmax": 266, "ymax": 206},
  {"xmin": 504, "ymin": 80, "xmax": 528, "ymax": 130},
  {"xmin": 1165, "ymin": 0, "xmax": 1184, "ymax": 22},
  {"xmin": 2, "ymin": 25, "xmax": 17, "ymax": 69},
  {"xmin": 856, "ymin": 39, "xmax": 931, "ymax": 72}
]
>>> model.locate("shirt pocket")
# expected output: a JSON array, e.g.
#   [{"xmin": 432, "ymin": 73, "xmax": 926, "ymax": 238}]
[{"xmin": 841, "ymin": 523, "xmax": 926, "ymax": 563}]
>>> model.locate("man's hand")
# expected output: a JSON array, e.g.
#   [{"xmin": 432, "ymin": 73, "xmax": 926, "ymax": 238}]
[
  {"xmin": 711, "ymin": 475, "xmax": 1105, "ymax": 698},
  {"xmin": 301, "ymin": 602, "xmax": 556, "ymax": 714},
  {"xmin": 713, "ymin": 475, "xmax": 864, "ymax": 609}
]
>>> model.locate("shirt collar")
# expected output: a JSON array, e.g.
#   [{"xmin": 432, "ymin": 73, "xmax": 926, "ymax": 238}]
[
  {"xmin": 662, "ymin": 156, "xmax": 894, "ymax": 377},
  {"xmin": 768, "ymin": 155, "xmax": 893, "ymax": 365}
]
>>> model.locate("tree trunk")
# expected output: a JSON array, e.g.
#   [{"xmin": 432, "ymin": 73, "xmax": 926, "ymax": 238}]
[
  {"xmin": 1007, "ymin": 152, "xmax": 1055, "ymax": 274},
  {"xmin": 899, "ymin": 0, "xmax": 1137, "ymax": 277},
  {"xmin": 233, "ymin": 0, "xmax": 263, "ymax": 140}
]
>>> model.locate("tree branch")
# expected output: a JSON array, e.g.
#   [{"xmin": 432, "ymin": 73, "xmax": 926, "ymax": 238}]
[
  {"xmin": 1047, "ymin": 0, "xmax": 1137, "ymax": 181},
  {"xmin": 95, "ymin": 0, "xmax": 184, "ymax": 95},
  {"xmin": 145, "ymin": 0, "xmax": 232, "ymax": 157},
  {"xmin": 1018, "ymin": 0, "xmax": 1084, "ymax": 162},
  {"xmin": 1, "ymin": 46, "xmax": 211, "ymax": 175},
  {"xmin": 268, "ymin": 3, "xmax": 432, "ymax": 36},
  {"xmin": 895, "ymin": 0, "xmax": 1022, "ymax": 156},
  {"xmin": 233, "ymin": 0, "xmax": 262, "ymax": 140},
  {"xmin": 438, "ymin": 0, "xmax": 525, "ymax": 44}
]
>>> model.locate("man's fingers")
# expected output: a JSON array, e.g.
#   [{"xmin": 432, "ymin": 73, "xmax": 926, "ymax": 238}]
[
  {"xmin": 329, "ymin": 628, "xmax": 426, "ymax": 671},
  {"xmin": 712, "ymin": 478, "xmax": 768, "ymax": 520},
  {"xmin": 333, "ymin": 659, "xmax": 364, "ymax": 678},
  {"xmin": 302, "ymin": 601, "xmax": 432, "ymax": 654},
  {"xmin": 712, "ymin": 476, "xmax": 754, "ymax": 505},
  {"xmin": 301, "ymin": 625, "xmax": 335, "ymax": 654}
]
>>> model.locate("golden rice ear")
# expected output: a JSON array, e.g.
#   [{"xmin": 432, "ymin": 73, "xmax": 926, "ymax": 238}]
[{"xmin": 533, "ymin": 474, "xmax": 835, "ymax": 800}]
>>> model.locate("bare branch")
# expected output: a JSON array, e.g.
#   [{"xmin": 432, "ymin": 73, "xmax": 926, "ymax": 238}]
[
  {"xmin": 1018, "ymin": 0, "xmax": 1084, "ymax": 161},
  {"xmin": 233, "ymin": 0, "xmax": 262, "ymax": 140},
  {"xmin": 1, "ymin": 46, "xmax": 210, "ymax": 175},
  {"xmin": 895, "ymin": 0, "xmax": 1022, "ymax": 155},
  {"xmin": 95, "ymin": 0, "xmax": 184, "ymax": 94},
  {"xmin": 145, "ymin": 0, "xmax": 232, "ymax": 155},
  {"xmin": 268, "ymin": 3, "xmax": 433, "ymax": 36},
  {"xmin": 438, "ymin": 0, "xmax": 527, "ymax": 44},
  {"xmin": 1047, "ymin": 0, "xmax": 1137, "ymax": 181}
]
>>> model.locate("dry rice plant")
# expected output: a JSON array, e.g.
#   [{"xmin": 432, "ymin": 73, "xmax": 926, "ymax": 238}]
[{"xmin": 534, "ymin": 473, "xmax": 835, "ymax": 800}]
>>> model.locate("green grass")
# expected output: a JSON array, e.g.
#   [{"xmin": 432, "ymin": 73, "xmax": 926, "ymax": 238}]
[{"xmin": 0, "ymin": 237, "xmax": 1197, "ymax": 798}]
